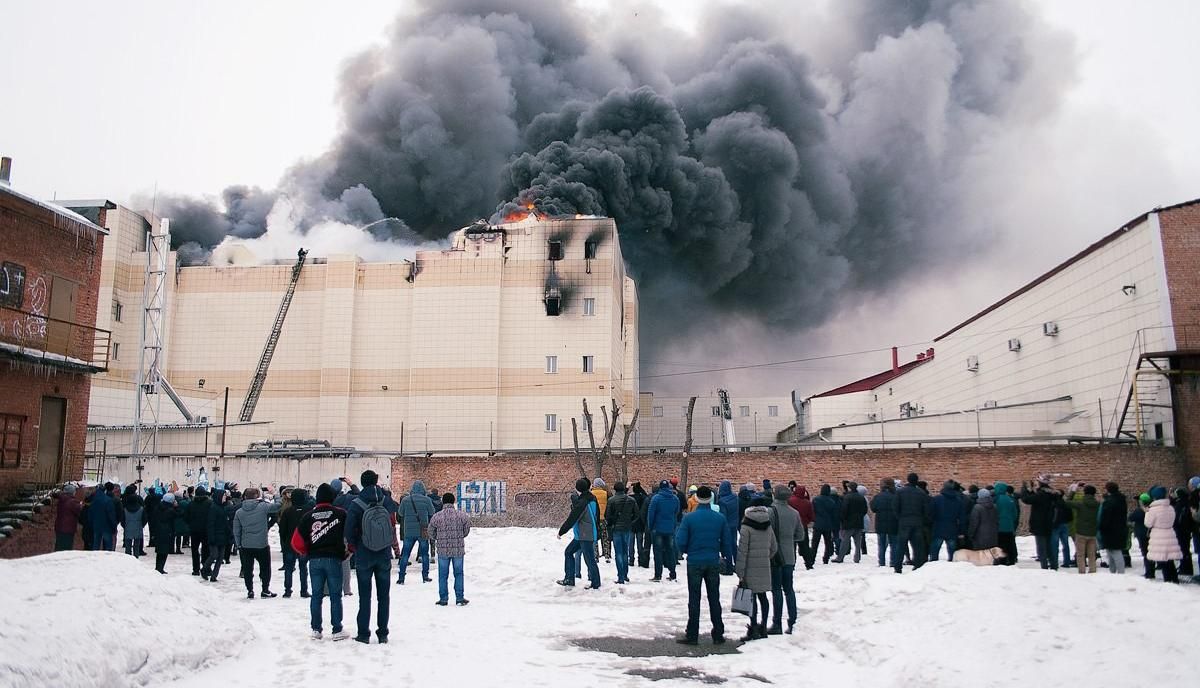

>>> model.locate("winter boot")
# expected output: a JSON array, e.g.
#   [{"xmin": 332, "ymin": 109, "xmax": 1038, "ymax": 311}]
[
  {"xmin": 676, "ymin": 635, "xmax": 699, "ymax": 646},
  {"xmin": 740, "ymin": 624, "xmax": 758, "ymax": 642},
  {"xmin": 767, "ymin": 623, "xmax": 783, "ymax": 636}
]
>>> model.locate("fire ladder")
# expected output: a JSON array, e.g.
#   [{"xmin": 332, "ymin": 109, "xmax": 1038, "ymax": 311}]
[
  {"xmin": 238, "ymin": 248, "xmax": 307, "ymax": 422},
  {"xmin": 1114, "ymin": 353, "xmax": 1174, "ymax": 444}
]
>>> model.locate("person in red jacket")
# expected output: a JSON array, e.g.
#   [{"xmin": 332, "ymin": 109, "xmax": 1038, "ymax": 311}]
[
  {"xmin": 788, "ymin": 484, "xmax": 816, "ymax": 570},
  {"xmin": 54, "ymin": 484, "xmax": 83, "ymax": 551},
  {"xmin": 291, "ymin": 483, "xmax": 350, "ymax": 641}
]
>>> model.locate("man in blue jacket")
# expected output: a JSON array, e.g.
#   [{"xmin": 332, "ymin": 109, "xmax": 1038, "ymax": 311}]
[
  {"xmin": 90, "ymin": 482, "xmax": 119, "ymax": 551},
  {"xmin": 397, "ymin": 480, "xmax": 435, "ymax": 584},
  {"xmin": 811, "ymin": 484, "xmax": 839, "ymax": 564},
  {"xmin": 557, "ymin": 478, "xmax": 601, "ymax": 589},
  {"xmin": 929, "ymin": 481, "xmax": 965, "ymax": 561},
  {"xmin": 675, "ymin": 485, "xmax": 726, "ymax": 645},
  {"xmin": 646, "ymin": 480, "xmax": 680, "ymax": 581},
  {"xmin": 345, "ymin": 470, "xmax": 400, "ymax": 644},
  {"xmin": 716, "ymin": 481, "xmax": 740, "ymax": 575}
]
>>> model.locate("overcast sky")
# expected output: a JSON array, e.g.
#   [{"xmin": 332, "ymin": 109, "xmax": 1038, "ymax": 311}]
[{"xmin": 1, "ymin": 0, "xmax": 1196, "ymax": 394}]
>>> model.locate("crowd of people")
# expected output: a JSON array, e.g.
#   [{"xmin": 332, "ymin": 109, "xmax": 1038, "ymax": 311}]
[
  {"xmin": 48, "ymin": 470, "xmax": 1199, "ymax": 647},
  {"xmin": 51, "ymin": 472, "xmax": 473, "ymax": 643},
  {"xmin": 554, "ymin": 473, "xmax": 1200, "ymax": 645}
]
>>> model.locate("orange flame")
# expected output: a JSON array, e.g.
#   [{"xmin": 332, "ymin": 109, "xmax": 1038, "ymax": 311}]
[{"xmin": 501, "ymin": 201, "xmax": 539, "ymax": 223}]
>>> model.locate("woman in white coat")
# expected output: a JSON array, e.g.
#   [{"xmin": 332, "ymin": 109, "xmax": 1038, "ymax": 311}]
[{"xmin": 1144, "ymin": 486, "xmax": 1181, "ymax": 583}]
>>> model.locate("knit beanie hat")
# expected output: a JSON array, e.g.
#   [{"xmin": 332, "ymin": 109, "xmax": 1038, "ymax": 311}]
[
  {"xmin": 330, "ymin": 478, "xmax": 343, "ymax": 494},
  {"xmin": 315, "ymin": 483, "xmax": 336, "ymax": 504},
  {"xmin": 977, "ymin": 488, "xmax": 991, "ymax": 499},
  {"xmin": 63, "ymin": 483, "xmax": 77, "ymax": 496},
  {"xmin": 1149, "ymin": 486, "xmax": 1167, "ymax": 500},
  {"xmin": 592, "ymin": 477, "xmax": 606, "ymax": 488},
  {"xmin": 575, "ymin": 477, "xmax": 591, "ymax": 494},
  {"xmin": 857, "ymin": 485, "xmax": 868, "ymax": 495},
  {"xmin": 1189, "ymin": 476, "xmax": 1200, "ymax": 491},
  {"xmin": 163, "ymin": 493, "xmax": 176, "ymax": 504},
  {"xmin": 659, "ymin": 479, "xmax": 671, "ymax": 490},
  {"xmin": 1139, "ymin": 493, "xmax": 1151, "ymax": 505},
  {"xmin": 696, "ymin": 486, "xmax": 713, "ymax": 503}
]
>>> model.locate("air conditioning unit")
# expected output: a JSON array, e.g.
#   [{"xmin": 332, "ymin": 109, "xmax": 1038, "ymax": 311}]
[
  {"xmin": 983, "ymin": 400, "xmax": 998, "ymax": 409},
  {"xmin": 1042, "ymin": 322, "xmax": 1059, "ymax": 336},
  {"xmin": 867, "ymin": 412, "xmax": 878, "ymax": 421},
  {"xmin": 197, "ymin": 416, "xmax": 209, "ymax": 424},
  {"xmin": 899, "ymin": 402, "xmax": 919, "ymax": 418},
  {"xmin": 966, "ymin": 355, "xmax": 979, "ymax": 372},
  {"xmin": 1007, "ymin": 338, "xmax": 1022, "ymax": 352}
]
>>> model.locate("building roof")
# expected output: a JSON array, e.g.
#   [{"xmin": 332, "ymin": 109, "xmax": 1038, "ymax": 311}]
[
  {"xmin": 935, "ymin": 196, "xmax": 1200, "ymax": 342},
  {"xmin": 810, "ymin": 355, "xmax": 933, "ymax": 398},
  {"xmin": 0, "ymin": 184, "xmax": 108, "ymax": 235}
]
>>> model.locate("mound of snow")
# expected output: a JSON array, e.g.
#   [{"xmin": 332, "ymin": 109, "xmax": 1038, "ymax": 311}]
[{"xmin": 0, "ymin": 551, "xmax": 250, "ymax": 687}]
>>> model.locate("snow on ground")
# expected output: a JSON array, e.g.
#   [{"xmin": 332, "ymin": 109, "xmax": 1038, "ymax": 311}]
[
  {"xmin": 0, "ymin": 551, "xmax": 251, "ymax": 686},
  {"xmin": 4, "ymin": 531, "xmax": 1194, "ymax": 688}
]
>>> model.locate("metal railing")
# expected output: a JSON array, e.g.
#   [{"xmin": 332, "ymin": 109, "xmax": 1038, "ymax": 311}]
[{"xmin": 0, "ymin": 303, "xmax": 111, "ymax": 371}]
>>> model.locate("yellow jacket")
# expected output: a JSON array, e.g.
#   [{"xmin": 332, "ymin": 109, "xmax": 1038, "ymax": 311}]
[{"xmin": 591, "ymin": 488, "xmax": 609, "ymax": 516}]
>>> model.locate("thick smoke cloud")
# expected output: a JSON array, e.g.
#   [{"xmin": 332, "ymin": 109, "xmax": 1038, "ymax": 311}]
[{"xmin": 160, "ymin": 0, "xmax": 1071, "ymax": 361}]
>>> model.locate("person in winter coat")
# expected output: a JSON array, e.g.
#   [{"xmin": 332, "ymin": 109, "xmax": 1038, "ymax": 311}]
[
  {"xmin": 345, "ymin": 470, "xmax": 401, "ymax": 644},
  {"xmin": 894, "ymin": 473, "xmax": 930, "ymax": 572},
  {"xmin": 397, "ymin": 480, "xmax": 435, "ymax": 585},
  {"xmin": 788, "ymin": 485, "xmax": 816, "ymax": 570},
  {"xmin": 89, "ymin": 482, "xmax": 119, "ymax": 551},
  {"xmin": 54, "ymin": 484, "xmax": 82, "ymax": 551},
  {"xmin": 1145, "ymin": 486, "xmax": 1181, "ymax": 582},
  {"xmin": 187, "ymin": 486, "xmax": 213, "ymax": 576},
  {"xmin": 769, "ymin": 485, "xmax": 803, "ymax": 635},
  {"xmin": 152, "ymin": 493, "xmax": 178, "ymax": 574},
  {"xmin": 811, "ymin": 484, "xmax": 839, "ymax": 565},
  {"xmin": 1050, "ymin": 493, "xmax": 1075, "ymax": 569},
  {"xmin": 967, "ymin": 488, "xmax": 1000, "ymax": 551},
  {"xmin": 121, "ymin": 485, "xmax": 146, "ymax": 558},
  {"xmin": 277, "ymin": 487, "xmax": 310, "ymax": 597},
  {"xmin": 716, "ymin": 481, "xmax": 741, "ymax": 574},
  {"xmin": 1171, "ymin": 488, "xmax": 1196, "ymax": 577},
  {"xmin": 646, "ymin": 480, "xmax": 681, "ymax": 581},
  {"xmin": 173, "ymin": 493, "xmax": 191, "ymax": 554},
  {"xmin": 557, "ymin": 477, "xmax": 601, "ymax": 588},
  {"xmin": 737, "ymin": 484, "xmax": 753, "ymax": 522},
  {"xmin": 993, "ymin": 481, "xmax": 1018, "ymax": 565},
  {"xmin": 630, "ymin": 482, "xmax": 649, "ymax": 568},
  {"xmin": 735, "ymin": 496, "xmax": 777, "ymax": 641},
  {"xmin": 605, "ymin": 481, "xmax": 639, "ymax": 584},
  {"xmin": 592, "ymin": 478, "xmax": 612, "ymax": 563},
  {"xmin": 291, "ymin": 482, "xmax": 349, "ymax": 641},
  {"xmin": 203, "ymin": 488, "xmax": 233, "ymax": 582},
  {"xmin": 1129, "ymin": 493, "xmax": 1152, "ymax": 578},
  {"xmin": 870, "ymin": 479, "xmax": 899, "ymax": 567},
  {"xmin": 835, "ymin": 481, "xmax": 868, "ymax": 563},
  {"xmin": 234, "ymin": 488, "xmax": 278, "ymax": 598},
  {"xmin": 429, "ymin": 492, "xmax": 472, "ymax": 606},
  {"xmin": 1062, "ymin": 485, "xmax": 1100, "ymax": 573},
  {"xmin": 929, "ymin": 481, "xmax": 965, "ymax": 562},
  {"xmin": 143, "ymin": 488, "xmax": 161, "ymax": 549},
  {"xmin": 1020, "ymin": 477, "xmax": 1062, "ymax": 570},
  {"xmin": 1096, "ymin": 483, "xmax": 1129, "ymax": 574},
  {"xmin": 674, "ymin": 485, "xmax": 726, "ymax": 646}
]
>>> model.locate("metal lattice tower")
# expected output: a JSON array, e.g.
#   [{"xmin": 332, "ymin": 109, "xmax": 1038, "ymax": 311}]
[{"xmin": 131, "ymin": 218, "xmax": 171, "ymax": 468}]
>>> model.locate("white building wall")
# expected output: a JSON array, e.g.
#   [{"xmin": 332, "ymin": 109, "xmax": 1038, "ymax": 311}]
[{"xmin": 637, "ymin": 393, "xmax": 794, "ymax": 448}]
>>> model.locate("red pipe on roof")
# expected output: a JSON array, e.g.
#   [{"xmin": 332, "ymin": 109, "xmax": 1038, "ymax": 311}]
[{"xmin": 891, "ymin": 346, "xmax": 898, "ymax": 372}]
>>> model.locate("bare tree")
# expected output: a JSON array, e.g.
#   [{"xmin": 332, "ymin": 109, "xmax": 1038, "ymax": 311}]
[
  {"xmin": 619, "ymin": 407, "xmax": 640, "ymax": 483},
  {"xmin": 570, "ymin": 417, "xmax": 586, "ymax": 479},
  {"xmin": 596, "ymin": 399, "xmax": 621, "ymax": 478},
  {"xmin": 680, "ymin": 396, "xmax": 697, "ymax": 488},
  {"xmin": 582, "ymin": 399, "xmax": 598, "ymax": 468}
]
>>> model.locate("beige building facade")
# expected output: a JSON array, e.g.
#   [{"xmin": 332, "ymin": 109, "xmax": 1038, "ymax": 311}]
[{"xmin": 82, "ymin": 211, "xmax": 639, "ymax": 456}]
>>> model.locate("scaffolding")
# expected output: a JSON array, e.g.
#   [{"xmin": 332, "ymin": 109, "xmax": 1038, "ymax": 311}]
[{"xmin": 130, "ymin": 219, "xmax": 171, "ymax": 477}]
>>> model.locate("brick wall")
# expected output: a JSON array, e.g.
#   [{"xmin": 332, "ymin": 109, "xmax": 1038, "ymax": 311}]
[
  {"xmin": 391, "ymin": 445, "xmax": 1187, "ymax": 506},
  {"xmin": 0, "ymin": 496, "xmax": 61, "ymax": 560},
  {"xmin": 1158, "ymin": 202, "xmax": 1200, "ymax": 348},
  {"xmin": 1, "ymin": 190, "xmax": 104, "ymax": 500},
  {"xmin": 1170, "ymin": 354, "xmax": 1200, "ymax": 478}
]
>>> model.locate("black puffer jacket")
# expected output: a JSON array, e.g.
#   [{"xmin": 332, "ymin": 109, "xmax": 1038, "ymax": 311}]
[
  {"xmin": 606, "ymin": 492, "xmax": 639, "ymax": 532},
  {"xmin": 1098, "ymin": 492, "xmax": 1128, "ymax": 548},
  {"xmin": 840, "ymin": 490, "xmax": 868, "ymax": 530},
  {"xmin": 1019, "ymin": 486, "xmax": 1058, "ymax": 537},
  {"xmin": 896, "ymin": 483, "xmax": 930, "ymax": 528},
  {"xmin": 188, "ymin": 494, "xmax": 212, "ymax": 535},
  {"xmin": 870, "ymin": 489, "xmax": 899, "ymax": 534}
]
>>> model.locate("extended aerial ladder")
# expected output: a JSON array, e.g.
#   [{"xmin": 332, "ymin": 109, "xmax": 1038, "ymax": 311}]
[
  {"xmin": 717, "ymin": 388, "xmax": 739, "ymax": 452},
  {"xmin": 238, "ymin": 248, "xmax": 307, "ymax": 422}
]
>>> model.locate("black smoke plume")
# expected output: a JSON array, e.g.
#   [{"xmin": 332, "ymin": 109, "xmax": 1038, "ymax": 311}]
[{"xmin": 160, "ymin": 0, "xmax": 1071, "ymax": 363}]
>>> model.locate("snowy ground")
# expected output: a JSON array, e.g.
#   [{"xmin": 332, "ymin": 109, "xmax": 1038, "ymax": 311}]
[{"xmin": 3, "ymin": 530, "xmax": 1195, "ymax": 688}]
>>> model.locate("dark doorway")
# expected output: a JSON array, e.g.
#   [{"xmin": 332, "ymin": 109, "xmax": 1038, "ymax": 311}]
[{"xmin": 34, "ymin": 397, "xmax": 67, "ymax": 485}]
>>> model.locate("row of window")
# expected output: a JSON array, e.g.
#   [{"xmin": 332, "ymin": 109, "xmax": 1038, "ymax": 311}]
[
  {"xmin": 649, "ymin": 405, "xmax": 780, "ymax": 418},
  {"xmin": 546, "ymin": 355, "xmax": 595, "ymax": 374},
  {"xmin": 548, "ymin": 240, "xmax": 598, "ymax": 261}
]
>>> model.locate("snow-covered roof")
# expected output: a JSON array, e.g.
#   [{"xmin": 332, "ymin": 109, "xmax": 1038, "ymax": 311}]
[{"xmin": 0, "ymin": 184, "xmax": 108, "ymax": 235}]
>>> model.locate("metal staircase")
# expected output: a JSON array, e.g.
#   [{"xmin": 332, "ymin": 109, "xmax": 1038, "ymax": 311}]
[
  {"xmin": 238, "ymin": 248, "xmax": 307, "ymax": 422},
  {"xmin": 1114, "ymin": 353, "xmax": 1173, "ymax": 444}
]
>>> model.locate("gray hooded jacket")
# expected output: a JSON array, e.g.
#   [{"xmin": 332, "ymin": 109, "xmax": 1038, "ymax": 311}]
[
  {"xmin": 735, "ymin": 506, "xmax": 778, "ymax": 593},
  {"xmin": 770, "ymin": 485, "xmax": 803, "ymax": 567},
  {"xmin": 233, "ymin": 499, "xmax": 273, "ymax": 549},
  {"xmin": 400, "ymin": 481, "xmax": 435, "ymax": 539}
]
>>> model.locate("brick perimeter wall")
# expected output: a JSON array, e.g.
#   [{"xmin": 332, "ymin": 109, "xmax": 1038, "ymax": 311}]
[{"xmin": 391, "ymin": 445, "xmax": 1187, "ymax": 506}]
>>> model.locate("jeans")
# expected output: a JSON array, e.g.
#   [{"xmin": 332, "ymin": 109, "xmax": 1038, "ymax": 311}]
[
  {"xmin": 1051, "ymin": 524, "xmax": 1072, "ymax": 566},
  {"xmin": 308, "ymin": 557, "xmax": 344, "ymax": 633},
  {"xmin": 611, "ymin": 531, "xmax": 632, "ymax": 582},
  {"xmin": 355, "ymin": 550, "xmax": 392, "ymax": 640},
  {"xmin": 812, "ymin": 529, "xmax": 835, "ymax": 563},
  {"xmin": 54, "ymin": 533, "xmax": 75, "ymax": 552},
  {"xmin": 1074, "ymin": 535, "xmax": 1098, "ymax": 573},
  {"xmin": 651, "ymin": 532, "xmax": 677, "ymax": 578},
  {"xmin": 893, "ymin": 525, "xmax": 925, "ymax": 571},
  {"xmin": 1033, "ymin": 534, "xmax": 1054, "ymax": 569},
  {"xmin": 398, "ymin": 537, "xmax": 429, "ymax": 582},
  {"xmin": 123, "ymin": 538, "xmax": 144, "ymax": 558},
  {"xmin": 438, "ymin": 555, "xmax": 465, "ymax": 602},
  {"xmin": 282, "ymin": 548, "xmax": 309, "ymax": 594},
  {"xmin": 929, "ymin": 534, "xmax": 956, "ymax": 562},
  {"xmin": 239, "ymin": 547, "xmax": 271, "ymax": 592},
  {"xmin": 563, "ymin": 539, "xmax": 601, "ymax": 587},
  {"xmin": 202, "ymin": 542, "xmax": 225, "ymax": 579},
  {"xmin": 838, "ymin": 528, "xmax": 864, "ymax": 562},
  {"xmin": 685, "ymin": 563, "xmax": 724, "ymax": 640},
  {"xmin": 190, "ymin": 535, "xmax": 209, "ymax": 574},
  {"xmin": 93, "ymin": 530, "xmax": 114, "ymax": 552},
  {"xmin": 720, "ymin": 525, "xmax": 737, "ymax": 572},
  {"xmin": 876, "ymin": 532, "xmax": 895, "ymax": 566},
  {"xmin": 750, "ymin": 591, "xmax": 769, "ymax": 630},
  {"xmin": 770, "ymin": 564, "xmax": 796, "ymax": 627}
]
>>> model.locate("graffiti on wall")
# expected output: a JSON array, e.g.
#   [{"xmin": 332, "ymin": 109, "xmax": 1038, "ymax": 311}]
[
  {"xmin": 0, "ymin": 274, "xmax": 47, "ymax": 344},
  {"xmin": 456, "ymin": 480, "xmax": 507, "ymax": 515},
  {"xmin": 0, "ymin": 262, "xmax": 25, "ymax": 308}
]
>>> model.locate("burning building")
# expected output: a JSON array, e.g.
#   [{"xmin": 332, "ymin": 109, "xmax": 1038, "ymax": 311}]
[{"xmin": 83, "ymin": 210, "xmax": 638, "ymax": 466}]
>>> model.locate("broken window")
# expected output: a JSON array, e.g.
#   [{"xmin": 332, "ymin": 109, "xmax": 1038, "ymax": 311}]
[
  {"xmin": 548, "ymin": 240, "xmax": 563, "ymax": 261},
  {"xmin": 545, "ymin": 356, "xmax": 557, "ymax": 374},
  {"xmin": 583, "ymin": 298, "xmax": 595, "ymax": 316},
  {"xmin": 582, "ymin": 356, "xmax": 594, "ymax": 373},
  {"xmin": 544, "ymin": 287, "xmax": 562, "ymax": 316},
  {"xmin": 584, "ymin": 241, "xmax": 598, "ymax": 259}
]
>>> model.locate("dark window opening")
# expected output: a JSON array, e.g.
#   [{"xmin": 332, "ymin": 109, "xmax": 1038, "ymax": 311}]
[
  {"xmin": 0, "ymin": 413, "xmax": 25, "ymax": 469},
  {"xmin": 544, "ymin": 288, "xmax": 562, "ymax": 316},
  {"xmin": 548, "ymin": 240, "xmax": 563, "ymax": 261},
  {"xmin": 584, "ymin": 241, "xmax": 598, "ymax": 259}
]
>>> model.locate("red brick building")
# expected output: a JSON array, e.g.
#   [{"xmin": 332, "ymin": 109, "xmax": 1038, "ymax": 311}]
[{"xmin": 0, "ymin": 166, "xmax": 109, "ymax": 501}]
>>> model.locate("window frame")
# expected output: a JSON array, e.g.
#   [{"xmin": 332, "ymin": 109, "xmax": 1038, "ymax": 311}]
[
  {"xmin": 768, "ymin": 405, "xmax": 779, "ymax": 417},
  {"xmin": 545, "ymin": 414, "xmax": 558, "ymax": 433},
  {"xmin": 652, "ymin": 406, "xmax": 664, "ymax": 417},
  {"xmin": 545, "ymin": 355, "xmax": 558, "ymax": 374},
  {"xmin": 583, "ymin": 297, "xmax": 596, "ymax": 316},
  {"xmin": 582, "ymin": 355, "xmax": 594, "ymax": 374},
  {"xmin": 547, "ymin": 240, "xmax": 563, "ymax": 261},
  {"xmin": 739, "ymin": 405, "xmax": 750, "ymax": 417},
  {"xmin": 0, "ymin": 413, "xmax": 25, "ymax": 469}
]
